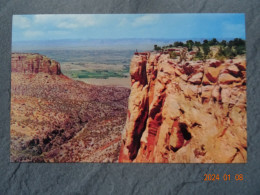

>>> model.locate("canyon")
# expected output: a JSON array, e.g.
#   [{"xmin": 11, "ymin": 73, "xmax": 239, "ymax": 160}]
[
  {"xmin": 11, "ymin": 53, "xmax": 130, "ymax": 162},
  {"xmin": 10, "ymin": 51, "xmax": 247, "ymax": 163},
  {"xmin": 119, "ymin": 52, "xmax": 247, "ymax": 163}
]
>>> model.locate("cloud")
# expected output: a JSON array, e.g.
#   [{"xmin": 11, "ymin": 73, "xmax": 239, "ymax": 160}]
[
  {"xmin": 47, "ymin": 30, "xmax": 70, "ymax": 36},
  {"xmin": 23, "ymin": 30, "xmax": 71, "ymax": 40},
  {"xmin": 23, "ymin": 30, "xmax": 44, "ymax": 38},
  {"xmin": 118, "ymin": 17, "xmax": 128, "ymax": 26},
  {"xmin": 132, "ymin": 15, "xmax": 160, "ymax": 27},
  {"xmin": 13, "ymin": 15, "xmax": 31, "ymax": 29},
  {"xmin": 57, "ymin": 22, "xmax": 78, "ymax": 29},
  {"xmin": 34, "ymin": 15, "xmax": 55, "ymax": 24},
  {"xmin": 33, "ymin": 15, "xmax": 100, "ymax": 29},
  {"xmin": 12, "ymin": 14, "xmax": 245, "ymax": 41}
]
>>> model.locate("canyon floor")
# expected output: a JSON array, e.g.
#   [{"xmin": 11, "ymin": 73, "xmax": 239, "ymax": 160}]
[{"xmin": 61, "ymin": 59, "xmax": 131, "ymax": 88}]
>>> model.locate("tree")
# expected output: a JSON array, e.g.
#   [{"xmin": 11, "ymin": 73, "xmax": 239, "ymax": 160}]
[
  {"xmin": 194, "ymin": 41, "xmax": 201, "ymax": 47},
  {"xmin": 202, "ymin": 43, "xmax": 210, "ymax": 58},
  {"xmin": 224, "ymin": 46, "xmax": 236, "ymax": 59},
  {"xmin": 235, "ymin": 45, "xmax": 246, "ymax": 55},
  {"xmin": 232, "ymin": 38, "xmax": 246, "ymax": 55},
  {"xmin": 174, "ymin": 41, "xmax": 184, "ymax": 47},
  {"xmin": 203, "ymin": 39, "xmax": 208, "ymax": 44},
  {"xmin": 220, "ymin": 40, "xmax": 227, "ymax": 47},
  {"xmin": 215, "ymin": 46, "xmax": 226, "ymax": 61},
  {"xmin": 154, "ymin": 45, "xmax": 161, "ymax": 51},
  {"xmin": 209, "ymin": 38, "xmax": 218, "ymax": 46},
  {"xmin": 233, "ymin": 38, "xmax": 245, "ymax": 47},
  {"xmin": 228, "ymin": 40, "xmax": 234, "ymax": 48},
  {"xmin": 215, "ymin": 45, "xmax": 237, "ymax": 60},
  {"xmin": 195, "ymin": 41, "xmax": 211, "ymax": 61},
  {"xmin": 195, "ymin": 50, "xmax": 203, "ymax": 61},
  {"xmin": 186, "ymin": 40, "xmax": 194, "ymax": 51}
]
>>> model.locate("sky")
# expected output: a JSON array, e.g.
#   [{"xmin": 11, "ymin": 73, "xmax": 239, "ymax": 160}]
[{"xmin": 12, "ymin": 14, "xmax": 245, "ymax": 42}]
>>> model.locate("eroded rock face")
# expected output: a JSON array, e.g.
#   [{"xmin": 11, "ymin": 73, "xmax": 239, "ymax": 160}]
[
  {"xmin": 119, "ymin": 53, "xmax": 247, "ymax": 163},
  {"xmin": 10, "ymin": 53, "xmax": 130, "ymax": 162},
  {"xmin": 12, "ymin": 53, "xmax": 61, "ymax": 75}
]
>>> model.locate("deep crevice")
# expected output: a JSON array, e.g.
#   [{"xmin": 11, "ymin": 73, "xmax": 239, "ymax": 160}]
[
  {"xmin": 127, "ymin": 99, "xmax": 149, "ymax": 160},
  {"xmin": 179, "ymin": 123, "xmax": 192, "ymax": 140}
]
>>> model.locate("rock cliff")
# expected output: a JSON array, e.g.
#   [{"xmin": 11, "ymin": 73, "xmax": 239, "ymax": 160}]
[
  {"xmin": 12, "ymin": 53, "xmax": 61, "ymax": 75},
  {"xmin": 119, "ymin": 52, "xmax": 247, "ymax": 163}
]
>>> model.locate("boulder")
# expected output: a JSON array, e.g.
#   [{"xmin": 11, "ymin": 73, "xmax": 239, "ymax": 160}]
[
  {"xmin": 205, "ymin": 67, "xmax": 221, "ymax": 83},
  {"xmin": 219, "ymin": 73, "xmax": 241, "ymax": 84},
  {"xmin": 201, "ymin": 85, "xmax": 214, "ymax": 103},
  {"xmin": 227, "ymin": 64, "xmax": 240, "ymax": 76},
  {"xmin": 209, "ymin": 60, "xmax": 222, "ymax": 68},
  {"xmin": 202, "ymin": 75, "xmax": 211, "ymax": 85},
  {"xmin": 235, "ymin": 61, "xmax": 246, "ymax": 71},
  {"xmin": 188, "ymin": 72, "xmax": 203, "ymax": 84}
]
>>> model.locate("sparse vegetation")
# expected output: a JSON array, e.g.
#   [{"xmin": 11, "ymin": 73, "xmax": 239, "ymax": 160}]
[
  {"xmin": 194, "ymin": 47, "xmax": 203, "ymax": 61},
  {"xmin": 215, "ymin": 38, "xmax": 246, "ymax": 60},
  {"xmin": 155, "ymin": 38, "xmax": 246, "ymax": 61},
  {"xmin": 169, "ymin": 51, "xmax": 177, "ymax": 59}
]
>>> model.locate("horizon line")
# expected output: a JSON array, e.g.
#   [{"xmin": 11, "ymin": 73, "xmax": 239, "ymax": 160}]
[{"xmin": 12, "ymin": 37, "xmax": 246, "ymax": 42}]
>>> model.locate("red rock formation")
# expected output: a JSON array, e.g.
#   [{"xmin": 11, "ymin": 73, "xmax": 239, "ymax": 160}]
[
  {"xmin": 119, "ymin": 52, "xmax": 247, "ymax": 163},
  {"xmin": 11, "ymin": 53, "xmax": 61, "ymax": 75}
]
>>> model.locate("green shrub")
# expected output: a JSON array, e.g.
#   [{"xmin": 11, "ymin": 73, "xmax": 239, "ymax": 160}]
[
  {"xmin": 154, "ymin": 45, "xmax": 161, "ymax": 51},
  {"xmin": 194, "ymin": 50, "xmax": 203, "ymax": 61},
  {"xmin": 186, "ymin": 40, "xmax": 194, "ymax": 51},
  {"xmin": 169, "ymin": 51, "xmax": 177, "ymax": 59}
]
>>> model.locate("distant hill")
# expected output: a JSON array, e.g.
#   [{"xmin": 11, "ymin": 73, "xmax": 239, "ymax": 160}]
[{"xmin": 12, "ymin": 38, "xmax": 209, "ymax": 51}]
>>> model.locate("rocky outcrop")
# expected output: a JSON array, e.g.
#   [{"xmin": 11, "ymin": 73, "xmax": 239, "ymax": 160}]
[
  {"xmin": 119, "ymin": 52, "xmax": 247, "ymax": 163},
  {"xmin": 12, "ymin": 53, "xmax": 61, "ymax": 75}
]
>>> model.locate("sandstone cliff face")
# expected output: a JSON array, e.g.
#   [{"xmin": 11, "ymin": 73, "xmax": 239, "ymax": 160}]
[
  {"xmin": 12, "ymin": 53, "xmax": 61, "ymax": 75},
  {"xmin": 119, "ymin": 52, "xmax": 247, "ymax": 163}
]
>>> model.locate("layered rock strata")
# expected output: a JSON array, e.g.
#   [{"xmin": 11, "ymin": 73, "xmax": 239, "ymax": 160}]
[
  {"xmin": 12, "ymin": 53, "xmax": 61, "ymax": 75},
  {"xmin": 119, "ymin": 52, "xmax": 247, "ymax": 163}
]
